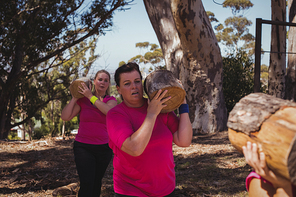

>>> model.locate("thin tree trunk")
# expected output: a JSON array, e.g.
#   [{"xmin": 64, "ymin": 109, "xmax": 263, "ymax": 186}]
[
  {"xmin": 286, "ymin": 0, "xmax": 296, "ymax": 101},
  {"xmin": 144, "ymin": 0, "xmax": 227, "ymax": 134},
  {"xmin": 269, "ymin": 0, "xmax": 286, "ymax": 98},
  {"xmin": 0, "ymin": 36, "xmax": 23, "ymax": 139}
]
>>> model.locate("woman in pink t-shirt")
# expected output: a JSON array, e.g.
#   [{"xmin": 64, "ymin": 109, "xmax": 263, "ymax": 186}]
[
  {"xmin": 243, "ymin": 141, "xmax": 295, "ymax": 197},
  {"xmin": 61, "ymin": 70, "xmax": 117, "ymax": 197},
  {"xmin": 106, "ymin": 62, "xmax": 193, "ymax": 197}
]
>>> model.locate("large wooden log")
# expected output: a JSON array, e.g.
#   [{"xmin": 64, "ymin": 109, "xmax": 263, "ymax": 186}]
[
  {"xmin": 144, "ymin": 70, "xmax": 185, "ymax": 113},
  {"xmin": 227, "ymin": 93, "xmax": 296, "ymax": 184}
]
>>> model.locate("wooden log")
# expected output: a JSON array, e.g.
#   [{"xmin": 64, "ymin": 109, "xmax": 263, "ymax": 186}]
[
  {"xmin": 144, "ymin": 70, "xmax": 185, "ymax": 113},
  {"xmin": 69, "ymin": 77, "xmax": 91, "ymax": 98},
  {"xmin": 227, "ymin": 93, "xmax": 296, "ymax": 184}
]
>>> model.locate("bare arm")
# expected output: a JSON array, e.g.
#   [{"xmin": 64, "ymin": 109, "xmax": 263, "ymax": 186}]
[
  {"xmin": 78, "ymin": 82, "xmax": 117, "ymax": 115},
  {"xmin": 121, "ymin": 90, "xmax": 171, "ymax": 157},
  {"xmin": 173, "ymin": 98, "xmax": 192, "ymax": 147},
  {"xmin": 61, "ymin": 97, "xmax": 81, "ymax": 121},
  {"xmin": 243, "ymin": 142, "xmax": 293, "ymax": 197}
]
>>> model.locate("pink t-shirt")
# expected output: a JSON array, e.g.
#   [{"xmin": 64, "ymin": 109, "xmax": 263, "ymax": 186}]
[
  {"xmin": 246, "ymin": 171, "xmax": 273, "ymax": 191},
  {"xmin": 75, "ymin": 95, "xmax": 116, "ymax": 145},
  {"xmin": 106, "ymin": 99, "xmax": 179, "ymax": 197}
]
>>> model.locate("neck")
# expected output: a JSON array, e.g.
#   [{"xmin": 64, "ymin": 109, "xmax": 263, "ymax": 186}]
[{"xmin": 94, "ymin": 90, "xmax": 106, "ymax": 98}]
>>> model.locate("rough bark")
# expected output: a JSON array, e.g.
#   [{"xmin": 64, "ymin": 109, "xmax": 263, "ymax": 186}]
[
  {"xmin": 268, "ymin": 0, "xmax": 286, "ymax": 98},
  {"xmin": 286, "ymin": 0, "xmax": 296, "ymax": 101},
  {"xmin": 228, "ymin": 93, "xmax": 296, "ymax": 184},
  {"xmin": 143, "ymin": 0, "xmax": 227, "ymax": 134}
]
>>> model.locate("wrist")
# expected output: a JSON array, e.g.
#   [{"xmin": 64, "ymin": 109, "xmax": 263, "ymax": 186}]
[
  {"xmin": 179, "ymin": 104, "xmax": 189, "ymax": 114},
  {"xmin": 90, "ymin": 96, "xmax": 98, "ymax": 104}
]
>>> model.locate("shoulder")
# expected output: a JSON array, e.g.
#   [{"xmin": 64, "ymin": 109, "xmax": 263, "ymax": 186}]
[
  {"xmin": 77, "ymin": 97, "xmax": 89, "ymax": 105},
  {"xmin": 107, "ymin": 102, "xmax": 125, "ymax": 115},
  {"xmin": 104, "ymin": 95, "xmax": 117, "ymax": 102}
]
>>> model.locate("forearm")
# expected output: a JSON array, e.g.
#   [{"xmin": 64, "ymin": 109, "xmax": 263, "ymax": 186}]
[
  {"xmin": 61, "ymin": 98, "xmax": 79, "ymax": 121},
  {"xmin": 92, "ymin": 98, "xmax": 116, "ymax": 115},
  {"xmin": 121, "ymin": 113, "xmax": 157, "ymax": 156},
  {"xmin": 273, "ymin": 179, "xmax": 293, "ymax": 197}
]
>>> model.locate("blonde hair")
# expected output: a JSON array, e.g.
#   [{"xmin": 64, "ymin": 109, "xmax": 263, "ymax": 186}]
[{"xmin": 93, "ymin": 70, "xmax": 111, "ymax": 95}]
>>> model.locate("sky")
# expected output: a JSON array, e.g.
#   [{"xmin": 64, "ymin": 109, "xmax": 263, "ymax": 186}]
[{"xmin": 93, "ymin": 0, "xmax": 272, "ymax": 75}]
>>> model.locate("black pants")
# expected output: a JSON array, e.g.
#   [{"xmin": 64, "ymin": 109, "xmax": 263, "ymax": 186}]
[
  {"xmin": 73, "ymin": 141, "xmax": 113, "ymax": 197},
  {"xmin": 114, "ymin": 190, "xmax": 175, "ymax": 197}
]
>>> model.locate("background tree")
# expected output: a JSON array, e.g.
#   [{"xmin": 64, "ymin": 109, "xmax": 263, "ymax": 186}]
[
  {"xmin": 0, "ymin": 0, "xmax": 131, "ymax": 139},
  {"xmin": 13, "ymin": 39, "xmax": 97, "ymax": 140},
  {"xmin": 208, "ymin": 0, "xmax": 255, "ymax": 56},
  {"xmin": 120, "ymin": 42, "xmax": 165, "ymax": 74},
  {"xmin": 144, "ymin": 0, "xmax": 227, "ymax": 134},
  {"xmin": 128, "ymin": 42, "xmax": 165, "ymax": 72},
  {"xmin": 222, "ymin": 50, "xmax": 254, "ymax": 113},
  {"xmin": 260, "ymin": 64, "xmax": 269, "ymax": 93},
  {"xmin": 286, "ymin": 0, "xmax": 296, "ymax": 101},
  {"xmin": 268, "ymin": 0, "xmax": 286, "ymax": 98}
]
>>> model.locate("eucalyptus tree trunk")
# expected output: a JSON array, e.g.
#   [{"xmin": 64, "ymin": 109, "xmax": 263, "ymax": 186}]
[
  {"xmin": 268, "ymin": 0, "xmax": 286, "ymax": 98},
  {"xmin": 286, "ymin": 0, "xmax": 296, "ymax": 101},
  {"xmin": 143, "ymin": 0, "xmax": 227, "ymax": 134}
]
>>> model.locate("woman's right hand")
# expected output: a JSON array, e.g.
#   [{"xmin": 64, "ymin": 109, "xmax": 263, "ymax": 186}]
[
  {"xmin": 147, "ymin": 89, "xmax": 171, "ymax": 116},
  {"xmin": 242, "ymin": 142, "xmax": 291, "ymax": 189}
]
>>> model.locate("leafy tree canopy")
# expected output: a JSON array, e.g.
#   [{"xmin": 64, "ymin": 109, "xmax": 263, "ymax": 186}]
[
  {"xmin": 127, "ymin": 42, "xmax": 165, "ymax": 73},
  {"xmin": 0, "ymin": 0, "xmax": 133, "ymax": 139},
  {"xmin": 223, "ymin": 0, "xmax": 254, "ymax": 15},
  {"xmin": 207, "ymin": 0, "xmax": 255, "ymax": 55}
]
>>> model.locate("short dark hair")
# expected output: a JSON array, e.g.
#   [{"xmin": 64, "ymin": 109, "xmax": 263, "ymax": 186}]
[{"xmin": 114, "ymin": 62, "xmax": 142, "ymax": 87}]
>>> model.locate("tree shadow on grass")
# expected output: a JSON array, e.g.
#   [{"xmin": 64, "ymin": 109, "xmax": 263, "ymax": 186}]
[
  {"xmin": 0, "ymin": 140, "xmax": 78, "ymax": 195},
  {"xmin": 174, "ymin": 144, "xmax": 251, "ymax": 196},
  {"xmin": 0, "ymin": 132, "xmax": 251, "ymax": 197}
]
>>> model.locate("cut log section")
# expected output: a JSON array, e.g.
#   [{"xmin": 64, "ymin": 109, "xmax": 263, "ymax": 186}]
[
  {"xmin": 227, "ymin": 93, "xmax": 296, "ymax": 184},
  {"xmin": 144, "ymin": 70, "xmax": 185, "ymax": 113},
  {"xmin": 69, "ymin": 77, "xmax": 91, "ymax": 98}
]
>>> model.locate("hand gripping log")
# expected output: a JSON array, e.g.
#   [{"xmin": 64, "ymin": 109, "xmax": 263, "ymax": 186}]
[{"xmin": 227, "ymin": 93, "xmax": 296, "ymax": 184}]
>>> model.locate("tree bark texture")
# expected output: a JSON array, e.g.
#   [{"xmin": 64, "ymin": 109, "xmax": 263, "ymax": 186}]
[
  {"xmin": 286, "ymin": 0, "xmax": 296, "ymax": 101},
  {"xmin": 228, "ymin": 93, "xmax": 296, "ymax": 184},
  {"xmin": 143, "ymin": 0, "xmax": 227, "ymax": 134},
  {"xmin": 268, "ymin": 0, "xmax": 286, "ymax": 98}
]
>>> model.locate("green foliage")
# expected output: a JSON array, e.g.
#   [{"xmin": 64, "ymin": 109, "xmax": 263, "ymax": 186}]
[
  {"xmin": 207, "ymin": 0, "xmax": 255, "ymax": 56},
  {"xmin": 222, "ymin": 50, "xmax": 254, "ymax": 114},
  {"xmin": 260, "ymin": 64, "xmax": 268, "ymax": 93},
  {"xmin": 119, "ymin": 61, "xmax": 126, "ymax": 67},
  {"xmin": 33, "ymin": 125, "xmax": 50, "ymax": 140},
  {"xmin": 0, "ymin": 0, "xmax": 132, "ymax": 139},
  {"xmin": 8, "ymin": 132, "xmax": 21, "ymax": 141},
  {"xmin": 223, "ymin": 0, "xmax": 254, "ymax": 15},
  {"xmin": 216, "ymin": 16, "xmax": 254, "ymax": 54},
  {"xmin": 206, "ymin": 11, "xmax": 219, "ymax": 23},
  {"xmin": 110, "ymin": 85, "xmax": 122, "ymax": 104},
  {"xmin": 125, "ymin": 42, "xmax": 165, "ymax": 72}
]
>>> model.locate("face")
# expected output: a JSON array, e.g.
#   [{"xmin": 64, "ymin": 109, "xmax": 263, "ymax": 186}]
[
  {"xmin": 94, "ymin": 72, "xmax": 109, "ymax": 93},
  {"xmin": 117, "ymin": 70, "xmax": 144, "ymax": 107}
]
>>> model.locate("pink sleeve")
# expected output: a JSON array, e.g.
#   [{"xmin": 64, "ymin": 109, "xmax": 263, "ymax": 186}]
[
  {"xmin": 103, "ymin": 95, "xmax": 116, "ymax": 103},
  {"xmin": 107, "ymin": 110, "xmax": 134, "ymax": 149},
  {"xmin": 246, "ymin": 171, "xmax": 273, "ymax": 191}
]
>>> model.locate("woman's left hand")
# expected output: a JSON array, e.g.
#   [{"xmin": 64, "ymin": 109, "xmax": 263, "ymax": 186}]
[
  {"xmin": 78, "ymin": 82, "xmax": 93, "ymax": 99},
  {"xmin": 147, "ymin": 89, "xmax": 171, "ymax": 116}
]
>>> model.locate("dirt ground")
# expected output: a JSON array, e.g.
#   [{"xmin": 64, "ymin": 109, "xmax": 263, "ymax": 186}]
[{"xmin": 0, "ymin": 131, "xmax": 252, "ymax": 197}]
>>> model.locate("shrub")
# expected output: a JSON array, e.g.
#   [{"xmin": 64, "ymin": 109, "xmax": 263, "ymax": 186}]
[{"xmin": 222, "ymin": 50, "xmax": 254, "ymax": 114}]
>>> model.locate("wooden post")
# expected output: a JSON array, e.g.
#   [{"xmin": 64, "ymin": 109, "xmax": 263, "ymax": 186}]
[
  {"xmin": 227, "ymin": 93, "xmax": 296, "ymax": 184},
  {"xmin": 254, "ymin": 18, "xmax": 262, "ymax": 93}
]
